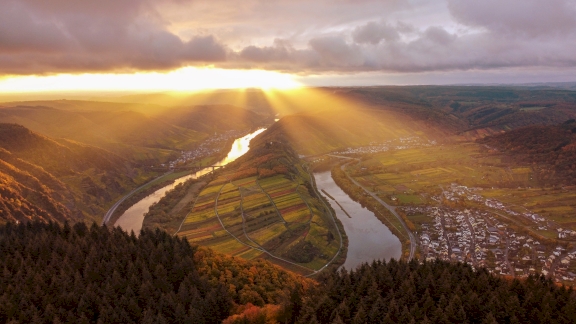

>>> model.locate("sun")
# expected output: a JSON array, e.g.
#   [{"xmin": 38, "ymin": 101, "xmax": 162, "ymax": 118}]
[{"xmin": 0, "ymin": 66, "xmax": 301, "ymax": 93}]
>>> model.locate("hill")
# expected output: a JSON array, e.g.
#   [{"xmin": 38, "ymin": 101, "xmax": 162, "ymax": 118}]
[
  {"xmin": 2, "ymin": 221, "xmax": 575, "ymax": 323},
  {"xmin": 0, "ymin": 99, "xmax": 165, "ymax": 114},
  {"xmin": 331, "ymin": 86, "xmax": 576, "ymax": 139},
  {"xmin": 154, "ymin": 104, "xmax": 269, "ymax": 134},
  {"xmin": 96, "ymin": 89, "xmax": 276, "ymax": 116},
  {"xmin": 0, "ymin": 101, "xmax": 271, "ymax": 164},
  {"xmin": 0, "ymin": 105, "xmax": 205, "ymax": 163},
  {"xmin": 0, "ymin": 221, "xmax": 311, "ymax": 323},
  {"xmin": 264, "ymin": 107, "xmax": 446, "ymax": 156},
  {"xmin": 0, "ymin": 123, "xmax": 151, "ymax": 224},
  {"xmin": 252, "ymin": 86, "xmax": 576, "ymax": 155},
  {"xmin": 299, "ymin": 259, "xmax": 576, "ymax": 323},
  {"xmin": 145, "ymin": 129, "xmax": 347, "ymax": 275},
  {"xmin": 0, "ymin": 123, "xmax": 127, "ymax": 176},
  {"xmin": 478, "ymin": 120, "xmax": 576, "ymax": 185},
  {"xmin": 0, "ymin": 149, "xmax": 70, "ymax": 224}
]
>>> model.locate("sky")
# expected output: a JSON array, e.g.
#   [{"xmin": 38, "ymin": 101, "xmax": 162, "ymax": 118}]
[{"xmin": 1, "ymin": 0, "xmax": 576, "ymax": 90}]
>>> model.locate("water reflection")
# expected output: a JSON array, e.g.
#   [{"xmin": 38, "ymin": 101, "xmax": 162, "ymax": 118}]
[
  {"xmin": 313, "ymin": 171, "xmax": 401, "ymax": 270},
  {"xmin": 114, "ymin": 128, "xmax": 265, "ymax": 234}
]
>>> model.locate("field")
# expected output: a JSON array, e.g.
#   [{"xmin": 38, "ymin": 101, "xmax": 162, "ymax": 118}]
[
  {"xmin": 176, "ymin": 161, "xmax": 342, "ymax": 275},
  {"xmin": 349, "ymin": 142, "xmax": 576, "ymax": 233}
]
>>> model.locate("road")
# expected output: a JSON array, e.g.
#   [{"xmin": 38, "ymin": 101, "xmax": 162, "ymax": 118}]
[
  {"xmin": 327, "ymin": 154, "xmax": 417, "ymax": 261},
  {"xmin": 463, "ymin": 213, "xmax": 478, "ymax": 266},
  {"xmin": 438, "ymin": 212, "xmax": 453, "ymax": 260},
  {"xmin": 504, "ymin": 232, "xmax": 513, "ymax": 275},
  {"xmin": 101, "ymin": 171, "xmax": 173, "ymax": 226},
  {"xmin": 255, "ymin": 179, "xmax": 287, "ymax": 224},
  {"xmin": 212, "ymin": 181, "xmax": 317, "ymax": 276}
]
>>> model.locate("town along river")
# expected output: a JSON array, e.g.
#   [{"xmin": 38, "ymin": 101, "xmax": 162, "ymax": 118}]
[
  {"xmin": 314, "ymin": 171, "xmax": 401, "ymax": 270},
  {"xmin": 114, "ymin": 128, "xmax": 266, "ymax": 234}
]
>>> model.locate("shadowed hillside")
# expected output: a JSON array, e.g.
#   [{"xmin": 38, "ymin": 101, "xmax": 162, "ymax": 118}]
[
  {"xmin": 479, "ymin": 120, "xmax": 576, "ymax": 185},
  {"xmin": 332, "ymin": 86, "xmax": 576, "ymax": 138},
  {"xmin": 0, "ymin": 105, "xmax": 205, "ymax": 163},
  {"xmin": 0, "ymin": 124, "xmax": 149, "ymax": 224}
]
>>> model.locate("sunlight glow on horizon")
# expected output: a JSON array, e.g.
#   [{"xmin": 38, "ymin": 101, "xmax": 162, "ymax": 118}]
[{"xmin": 0, "ymin": 67, "xmax": 301, "ymax": 93}]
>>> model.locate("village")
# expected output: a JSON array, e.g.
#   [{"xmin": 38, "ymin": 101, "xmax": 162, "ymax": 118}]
[
  {"xmin": 309, "ymin": 138, "xmax": 576, "ymax": 284},
  {"xmin": 402, "ymin": 184, "xmax": 576, "ymax": 284},
  {"xmin": 163, "ymin": 130, "xmax": 247, "ymax": 169},
  {"xmin": 332, "ymin": 136, "xmax": 437, "ymax": 155}
]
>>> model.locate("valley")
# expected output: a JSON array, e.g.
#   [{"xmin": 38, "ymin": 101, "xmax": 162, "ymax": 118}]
[
  {"xmin": 4, "ymin": 2, "xmax": 576, "ymax": 322},
  {"xmin": 2, "ymin": 85, "xmax": 576, "ymax": 322},
  {"xmin": 325, "ymin": 130, "xmax": 576, "ymax": 284}
]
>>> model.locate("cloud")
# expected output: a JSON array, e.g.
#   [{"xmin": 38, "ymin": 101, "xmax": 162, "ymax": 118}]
[
  {"xmin": 1, "ymin": 0, "xmax": 576, "ymax": 77},
  {"xmin": 352, "ymin": 21, "xmax": 400, "ymax": 44},
  {"xmin": 309, "ymin": 36, "xmax": 364, "ymax": 67},
  {"xmin": 239, "ymin": 39, "xmax": 293, "ymax": 63},
  {"xmin": 228, "ymin": 21, "xmax": 576, "ymax": 74},
  {"xmin": 447, "ymin": 0, "xmax": 576, "ymax": 38},
  {"xmin": 0, "ymin": 0, "xmax": 228, "ymax": 74}
]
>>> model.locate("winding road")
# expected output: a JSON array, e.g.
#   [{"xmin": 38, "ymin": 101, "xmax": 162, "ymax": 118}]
[
  {"xmin": 102, "ymin": 171, "xmax": 173, "ymax": 226},
  {"xmin": 212, "ymin": 181, "xmax": 317, "ymax": 276}
]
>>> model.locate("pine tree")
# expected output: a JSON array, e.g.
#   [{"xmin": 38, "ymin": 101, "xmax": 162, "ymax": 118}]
[
  {"xmin": 481, "ymin": 312, "xmax": 498, "ymax": 324},
  {"xmin": 331, "ymin": 314, "xmax": 345, "ymax": 324},
  {"xmin": 351, "ymin": 304, "xmax": 367, "ymax": 324}
]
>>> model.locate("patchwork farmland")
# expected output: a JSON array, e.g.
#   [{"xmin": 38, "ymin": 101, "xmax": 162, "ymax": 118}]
[{"xmin": 176, "ymin": 158, "xmax": 342, "ymax": 275}]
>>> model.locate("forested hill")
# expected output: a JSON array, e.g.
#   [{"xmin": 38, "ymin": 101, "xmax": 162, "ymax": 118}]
[
  {"xmin": 0, "ymin": 123, "xmax": 144, "ymax": 224},
  {"xmin": 2, "ymin": 222, "xmax": 576, "ymax": 323},
  {"xmin": 0, "ymin": 222, "xmax": 231, "ymax": 323},
  {"xmin": 298, "ymin": 260, "xmax": 576, "ymax": 324},
  {"xmin": 478, "ymin": 120, "xmax": 576, "ymax": 185},
  {"xmin": 0, "ymin": 222, "xmax": 309, "ymax": 323},
  {"xmin": 0, "ymin": 123, "xmax": 128, "ymax": 176}
]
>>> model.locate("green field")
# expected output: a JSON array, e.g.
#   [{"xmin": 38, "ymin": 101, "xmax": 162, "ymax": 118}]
[{"xmin": 351, "ymin": 142, "xmax": 576, "ymax": 232}]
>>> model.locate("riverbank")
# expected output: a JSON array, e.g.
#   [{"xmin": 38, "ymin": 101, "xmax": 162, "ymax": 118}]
[
  {"xmin": 331, "ymin": 164, "xmax": 412, "ymax": 261},
  {"xmin": 314, "ymin": 170, "xmax": 401, "ymax": 269},
  {"xmin": 111, "ymin": 128, "xmax": 267, "ymax": 234},
  {"xmin": 142, "ymin": 179, "xmax": 206, "ymax": 234},
  {"xmin": 306, "ymin": 167, "xmax": 348, "ymax": 274},
  {"xmin": 106, "ymin": 170, "xmax": 192, "ymax": 226}
]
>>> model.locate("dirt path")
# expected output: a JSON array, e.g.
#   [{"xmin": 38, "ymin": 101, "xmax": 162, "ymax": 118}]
[{"xmin": 169, "ymin": 181, "xmax": 206, "ymax": 215}]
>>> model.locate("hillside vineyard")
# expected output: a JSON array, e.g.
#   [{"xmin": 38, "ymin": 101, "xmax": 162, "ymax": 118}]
[{"xmin": 1, "ymin": 86, "xmax": 576, "ymax": 323}]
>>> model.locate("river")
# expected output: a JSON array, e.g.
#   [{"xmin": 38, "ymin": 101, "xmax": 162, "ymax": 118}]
[
  {"xmin": 114, "ymin": 128, "xmax": 266, "ymax": 233},
  {"xmin": 314, "ymin": 171, "xmax": 401, "ymax": 270}
]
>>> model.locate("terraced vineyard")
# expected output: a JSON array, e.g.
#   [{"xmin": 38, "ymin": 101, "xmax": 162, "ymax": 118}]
[{"xmin": 176, "ymin": 156, "xmax": 343, "ymax": 275}]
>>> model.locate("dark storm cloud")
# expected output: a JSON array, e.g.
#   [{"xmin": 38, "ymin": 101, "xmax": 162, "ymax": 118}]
[{"xmin": 1, "ymin": 0, "xmax": 576, "ymax": 75}]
